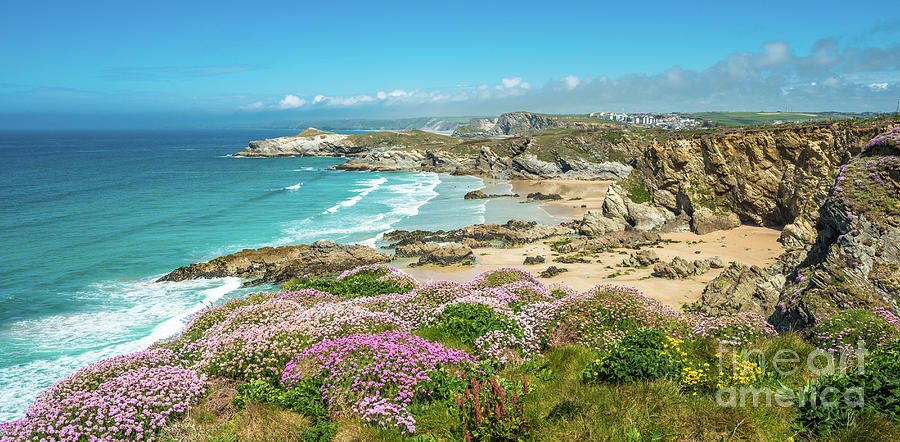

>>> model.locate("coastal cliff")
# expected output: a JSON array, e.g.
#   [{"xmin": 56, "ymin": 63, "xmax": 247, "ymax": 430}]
[
  {"xmin": 233, "ymin": 129, "xmax": 461, "ymax": 158},
  {"xmin": 453, "ymin": 111, "xmax": 616, "ymax": 137}
]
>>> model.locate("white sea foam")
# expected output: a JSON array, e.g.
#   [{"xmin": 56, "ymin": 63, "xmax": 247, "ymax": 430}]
[
  {"xmin": 276, "ymin": 172, "xmax": 443, "ymax": 247},
  {"xmin": 284, "ymin": 182, "xmax": 303, "ymax": 190},
  {"xmin": 0, "ymin": 276, "xmax": 242, "ymax": 422},
  {"xmin": 322, "ymin": 176, "xmax": 387, "ymax": 214}
]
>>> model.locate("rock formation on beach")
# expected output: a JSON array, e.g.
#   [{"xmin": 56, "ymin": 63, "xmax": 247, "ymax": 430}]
[
  {"xmin": 463, "ymin": 189, "xmax": 518, "ymax": 199},
  {"xmin": 383, "ymin": 219, "xmax": 574, "ymax": 248},
  {"xmin": 158, "ymin": 240, "xmax": 393, "ymax": 285}
]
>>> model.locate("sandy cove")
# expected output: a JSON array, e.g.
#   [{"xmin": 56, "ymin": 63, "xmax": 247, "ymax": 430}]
[{"xmin": 400, "ymin": 179, "xmax": 785, "ymax": 310}]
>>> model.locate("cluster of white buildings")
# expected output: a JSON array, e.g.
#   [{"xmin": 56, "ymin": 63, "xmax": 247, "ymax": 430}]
[
  {"xmin": 589, "ymin": 112, "xmax": 656, "ymax": 125},
  {"xmin": 588, "ymin": 112, "xmax": 702, "ymax": 130}
]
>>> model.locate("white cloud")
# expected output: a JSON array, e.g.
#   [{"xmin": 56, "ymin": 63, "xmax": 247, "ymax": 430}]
[
  {"xmin": 561, "ymin": 75, "xmax": 580, "ymax": 90},
  {"xmin": 277, "ymin": 94, "xmax": 305, "ymax": 109},
  {"xmin": 499, "ymin": 76, "xmax": 530, "ymax": 89},
  {"xmin": 238, "ymin": 101, "xmax": 263, "ymax": 111},
  {"xmin": 822, "ymin": 77, "xmax": 840, "ymax": 87},
  {"xmin": 241, "ymin": 41, "xmax": 900, "ymax": 113}
]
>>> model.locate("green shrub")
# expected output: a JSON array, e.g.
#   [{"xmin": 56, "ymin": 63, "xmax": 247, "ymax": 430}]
[
  {"xmin": 623, "ymin": 180, "xmax": 651, "ymax": 204},
  {"xmin": 418, "ymin": 368, "xmax": 469, "ymax": 403},
  {"xmin": 581, "ymin": 328, "xmax": 682, "ymax": 384},
  {"xmin": 282, "ymin": 275, "xmax": 409, "ymax": 299},
  {"xmin": 299, "ymin": 420, "xmax": 337, "ymax": 442},
  {"xmin": 433, "ymin": 303, "xmax": 521, "ymax": 346},
  {"xmin": 796, "ymin": 339, "xmax": 900, "ymax": 435},
  {"xmin": 233, "ymin": 379, "xmax": 327, "ymax": 420}
]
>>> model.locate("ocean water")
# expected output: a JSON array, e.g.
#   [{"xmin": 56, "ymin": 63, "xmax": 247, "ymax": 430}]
[{"xmin": 0, "ymin": 129, "xmax": 564, "ymax": 421}]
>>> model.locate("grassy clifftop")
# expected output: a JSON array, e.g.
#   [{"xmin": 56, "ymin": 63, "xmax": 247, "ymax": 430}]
[{"xmin": 5, "ymin": 265, "xmax": 900, "ymax": 441}]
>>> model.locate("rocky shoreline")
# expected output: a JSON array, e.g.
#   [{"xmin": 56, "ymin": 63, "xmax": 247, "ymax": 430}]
[
  {"xmin": 158, "ymin": 240, "xmax": 393, "ymax": 286},
  {"xmin": 174, "ymin": 119, "xmax": 900, "ymax": 333}
]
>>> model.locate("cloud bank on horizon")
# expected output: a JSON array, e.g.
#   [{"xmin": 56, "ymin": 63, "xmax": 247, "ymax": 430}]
[{"xmin": 243, "ymin": 39, "xmax": 899, "ymax": 116}]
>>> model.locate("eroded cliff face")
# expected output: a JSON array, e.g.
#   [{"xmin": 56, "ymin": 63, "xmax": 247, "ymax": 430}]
[
  {"xmin": 769, "ymin": 128, "xmax": 900, "ymax": 330},
  {"xmin": 336, "ymin": 144, "xmax": 633, "ymax": 180},
  {"xmin": 631, "ymin": 122, "xmax": 897, "ymax": 230}
]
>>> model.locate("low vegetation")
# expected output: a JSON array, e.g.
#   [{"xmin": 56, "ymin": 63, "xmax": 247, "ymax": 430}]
[{"xmin": 4, "ymin": 264, "xmax": 899, "ymax": 441}]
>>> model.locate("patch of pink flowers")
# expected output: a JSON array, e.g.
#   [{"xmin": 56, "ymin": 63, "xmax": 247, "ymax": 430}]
[
  {"xmin": 281, "ymin": 330, "xmax": 476, "ymax": 434},
  {"xmin": 688, "ymin": 312, "xmax": 777, "ymax": 347},
  {"xmin": 809, "ymin": 308, "xmax": 900, "ymax": 354},
  {"xmin": 1, "ymin": 350, "xmax": 206, "ymax": 441}
]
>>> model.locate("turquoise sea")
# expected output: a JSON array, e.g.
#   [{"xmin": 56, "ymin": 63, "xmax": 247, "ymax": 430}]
[{"xmin": 0, "ymin": 129, "xmax": 556, "ymax": 421}]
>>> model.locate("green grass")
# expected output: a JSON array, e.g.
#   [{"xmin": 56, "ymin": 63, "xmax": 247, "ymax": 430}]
[
  {"xmin": 682, "ymin": 111, "xmax": 871, "ymax": 127},
  {"xmin": 346, "ymin": 130, "xmax": 459, "ymax": 147}
]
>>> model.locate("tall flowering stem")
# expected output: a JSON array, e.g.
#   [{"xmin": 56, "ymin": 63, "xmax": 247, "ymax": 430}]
[{"xmin": 453, "ymin": 375, "xmax": 530, "ymax": 441}]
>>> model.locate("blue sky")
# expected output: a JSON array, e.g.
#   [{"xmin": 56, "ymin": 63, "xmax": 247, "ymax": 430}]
[{"xmin": 1, "ymin": 0, "xmax": 898, "ymax": 128}]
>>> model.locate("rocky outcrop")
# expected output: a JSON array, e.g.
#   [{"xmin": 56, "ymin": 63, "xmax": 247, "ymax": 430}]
[
  {"xmin": 540, "ymin": 266, "xmax": 568, "ymax": 278},
  {"xmin": 653, "ymin": 256, "xmax": 724, "ymax": 279},
  {"xmin": 337, "ymin": 145, "xmax": 632, "ymax": 181},
  {"xmin": 554, "ymin": 230, "xmax": 661, "ymax": 254},
  {"xmin": 159, "ymin": 240, "xmax": 393, "ymax": 285},
  {"xmin": 523, "ymin": 255, "xmax": 545, "ymax": 265},
  {"xmin": 395, "ymin": 241, "xmax": 440, "ymax": 258},
  {"xmin": 234, "ymin": 129, "xmax": 458, "ymax": 158},
  {"xmin": 620, "ymin": 250, "xmax": 661, "ymax": 267},
  {"xmin": 464, "ymin": 190, "xmax": 518, "ymax": 199},
  {"xmin": 384, "ymin": 219, "xmax": 575, "ymax": 248},
  {"xmin": 690, "ymin": 208, "xmax": 742, "ymax": 235},
  {"xmin": 770, "ymin": 127, "xmax": 900, "ymax": 330},
  {"xmin": 414, "ymin": 243, "xmax": 474, "ymax": 266},
  {"xmin": 526, "ymin": 192, "xmax": 562, "ymax": 201},
  {"xmin": 689, "ymin": 262, "xmax": 785, "ymax": 317},
  {"xmin": 579, "ymin": 185, "xmax": 686, "ymax": 235},
  {"xmin": 453, "ymin": 112, "xmax": 556, "ymax": 137},
  {"xmin": 234, "ymin": 129, "xmax": 361, "ymax": 157}
]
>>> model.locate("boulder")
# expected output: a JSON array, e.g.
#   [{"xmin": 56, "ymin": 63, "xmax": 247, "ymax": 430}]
[
  {"xmin": 779, "ymin": 216, "xmax": 818, "ymax": 248},
  {"xmin": 707, "ymin": 256, "xmax": 725, "ymax": 269},
  {"xmin": 464, "ymin": 190, "xmax": 518, "ymax": 200},
  {"xmin": 540, "ymin": 266, "xmax": 568, "ymax": 278},
  {"xmin": 691, "ymin": 207, "xmax": 742, "ymax": 235},
  {"xmin": 415, "ymin": 243, "xmax": 475, "ymax": 266},
  {"xmin": 464, "ymin": 190, "xmax": 488, "ymax": 199},
  {"xmin": 580, "ymin": 210, "xmax": 627, "ymax": 236},
  {"xmin": 689, "ymin": 262, "xmax": 785, "ymax": 317},
  {"xmin": 625, "ymin": 200, "xmax": 674, "ymax": 231},
  {"xmin": 523, "ymin": 255, "xmax": 545, "ymax": 265},
  {"xmin": 556, "ymin": 230, "xmax": 661, "ymax": 254},
  {"xmin": 652, "ymin": 256, "xmax": 722, "ymax": 279},
  {"xmin": 526, "ymin": 192, "xmax": 563, "ymax": 201},
  {"xmin": 620, "ymin": 249, "xmax": 661, "ymax": 267},
  {"xmin": 601, "ymin": 184, "xmax": 629, "ymax": 221},
  {"xmin": 461, "ymin": 238, "xmax": 490, "ymax": 248},
  {"xmin": 395, "ymin": 241, "xmax": 440, "ymax": 258},
  {"xmin": 653, "ymin": 256, "xmax": 695, "ymax": 278}
]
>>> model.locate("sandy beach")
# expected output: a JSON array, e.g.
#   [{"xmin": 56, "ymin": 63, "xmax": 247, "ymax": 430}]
[{"xmin": 401, "ymin": 178, "xmax": 785, "ymax": 309}]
